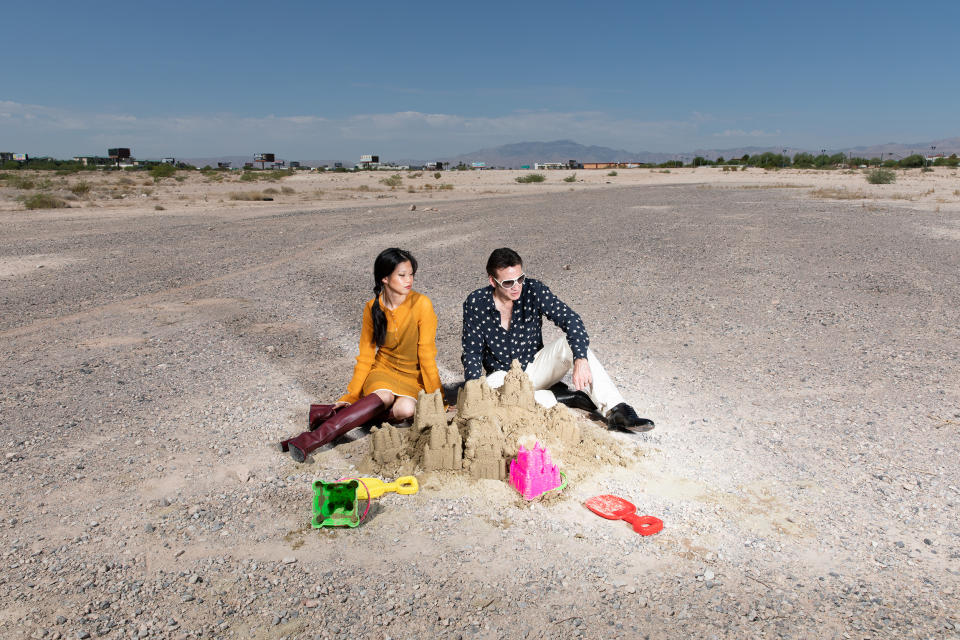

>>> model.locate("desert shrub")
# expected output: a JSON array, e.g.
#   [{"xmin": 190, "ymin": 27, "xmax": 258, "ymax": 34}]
[
  {"xmin": 263, "ymin": 187, "xmax": 280, "ymax": 195},
  {"xmin": 407, "ymin": 186, "xmax": 416, "ymax": 193},
  {"xmin": 438, "ymin": 183, "xmax": 454, "ymax": 190},
  {"xmin": 562, "ymin": 173, "xmax": 577, "ymax": 183},
  {"xmin": 11, "ymin": 176, "xmax": 36, "ymax": 189},
  {"xmin": 117, "ymin": 176, "xmax": 135, "ymax": 186},
  {"xmin": 229, "ymin": 191, "xmax": 264, "ymax": 201},
  {"xmin": 240, "ymin": 172, "xmax": 258, "ymax": 182},
  {"xmin": 921, "ymin": 166, "xmax": 934, "ymax": 173},
  {"xmin": 607, "ymin": 170, "xmax": 618, "ymax": 176},
  {"xmin": 175, "ymin": 176, "xmax": 186, "ymax": 182},
  {"xmin": 423, "ymin": 183, "xmax": 434, "ymax": 190},
  {"xmin": 515, "ymin": 173, "xmax": 546, "ymax": 184},
  {"xmin": 408, "ymin": 171, "xmax": 422, "ymax": 178},
  {"xmin": 154, "ymin": 205, "xmax": 165, "ymax": 210},
  {"xmin": 70, "ymin": 181, "xmax": 92, "ymax": 196},
  {"xmin": 380, "ymin": 174, "xmax": 403, "ymax": 188},
  {"xmin": 433, "ymin": 172, "xmax": 442, "ymax": 179},
  {"xmin": 23, "ymin": 193, "xmax": 68, "ymax": 209},
  {"xmin": 150, "ymin": 164, "xmax": 176, "ymax": 181},
  {"xmin": 865, "ymin": 168, "xmax": 896, "ymax": 184},
  {"xmin": 357, "ymin": 185, "xmax": 372, "ymax": 192},
  {"xmin": 281, "ymin": 186, "xmax": 295, "ymax": 194}
]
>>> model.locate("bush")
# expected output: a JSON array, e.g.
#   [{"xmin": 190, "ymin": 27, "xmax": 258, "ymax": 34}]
[
  {"xmin": 433, "ymin": 172, "xmax": 442, "ymax": 179},
  {"xmin": 865, "ymin": 169, "xmax": 896, "ymax": 184},
  {"xmin": 438, "ymin": 184, "xmax": 454, "ymax": 190},
  {"xmin": 562, "ymin": 173, "xmax": 577, "ymax": 183},
  {"xmin": 380, "ymin": 174, "xmax": 403, "ymax": 188},
  {"xmin": 281, "ymin": 186, "xmax": 295, "ymax": 194},
  {"xmin": 607, "ymin": 170, "xmax": 618, "ymax": 176},
  {"xmin": 23, "ymin": 193, "xmax": 68, "ymax": 209},
  {"xmin": 921, "ymin": 166, "xmax": 934, "ymax": 173},
  {"xmin": 70, "ymin": 181, "xmax": 92, "ymax": 196},
  {"xmin": 11, "ymin": 176, "xmax": 36, "ymax": 189},
  {"xmin": 515, "ymin": 173, "xmax": 546, "ymax": 184},
  {"xmin": 150, "ymin": 164, "xmax": 177, "ymax": 181},
  {"xmin": 154, "ymin": 205, "xmax": 165, "ymax": 211},
  {"xmin": 229, "ymin": 191, "xmax": 265, "ymax": 201},
  {"xmin": 262, "ymin": 187, "xmax": 279, "ymax": 195}
]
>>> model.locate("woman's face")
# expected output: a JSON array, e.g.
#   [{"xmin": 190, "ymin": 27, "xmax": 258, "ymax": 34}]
[{"xmin": 381, "ymin": 260, "xmax": 414, "ymax": 298}]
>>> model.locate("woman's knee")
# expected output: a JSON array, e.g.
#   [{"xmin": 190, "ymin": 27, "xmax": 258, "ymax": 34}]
[
  {"xmin": 372, "ymin": 389, "xmax": 395, "ymax": 406},
  {"xmin": 392, "ymin": 397, "xmax": 416, "ymax": 420}
]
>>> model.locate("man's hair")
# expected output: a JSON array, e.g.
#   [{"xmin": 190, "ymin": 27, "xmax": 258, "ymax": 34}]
[{"xmin": 486, "ymin": 248, "xmax": 523, "ymax": 278}]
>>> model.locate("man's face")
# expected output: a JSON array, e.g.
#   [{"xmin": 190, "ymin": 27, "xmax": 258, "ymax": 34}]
[{"xmin": 490, "ymin": 264, "xmax": 524, "ymax": 301}]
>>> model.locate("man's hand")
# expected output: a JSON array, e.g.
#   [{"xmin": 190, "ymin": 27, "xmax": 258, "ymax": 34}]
[{"xmin": 572, "ymin": 358, "xmax": 592, "ymax": 391}]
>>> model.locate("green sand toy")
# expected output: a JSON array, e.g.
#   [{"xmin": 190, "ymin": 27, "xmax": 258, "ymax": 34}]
[{"xmin": 311, "ymin": 480, "xmax": 366, "ymax": 528}]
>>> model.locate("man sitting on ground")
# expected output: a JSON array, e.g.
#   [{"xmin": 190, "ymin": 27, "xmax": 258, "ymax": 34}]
[{"xmin": 461, "ymin": 247, "xmax": 654, "ymax": 432}]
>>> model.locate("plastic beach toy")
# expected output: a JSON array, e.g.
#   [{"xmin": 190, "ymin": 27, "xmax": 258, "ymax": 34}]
[
  {"xmin": 354, "ymin": 476, "xmax": 419, "ymax": 500},
  {"xmin": 509, "ymin": 442, "xmax": 566, "ymax": 500},
  {"xmin": 312, "ymin": 480, "xmax": 367, "ymax": 528},
  {"xmin": 584, "ymin": 494, "xmax": 663, "ymax": 536}
]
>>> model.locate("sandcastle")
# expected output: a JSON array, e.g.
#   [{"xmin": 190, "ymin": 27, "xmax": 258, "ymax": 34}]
[{"xmin": 365, "ymin": 360, "xmax": 587, "ymax": 480}]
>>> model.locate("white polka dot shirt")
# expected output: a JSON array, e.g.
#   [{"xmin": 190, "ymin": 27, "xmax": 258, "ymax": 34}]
[{"xmin": 461, "ymin": 278, "xmax": 589, "ymax": 381}]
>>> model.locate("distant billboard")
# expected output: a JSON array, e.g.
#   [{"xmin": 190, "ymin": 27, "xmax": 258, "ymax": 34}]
[
  {"xmin": 253, "ymin": 153, "xmax": 275, "ymax": 162},
  {"xmin": 471, "ymin": 162, "xmax": 486, "ymax": 168},
  {"xmin": 12, "ymin": 153, "xmax": 28, "ymax": 162},
  {"xmin": 360, "ymin": 154, "xmax": 379, "ymax": 163},
  {"xmin": 108, "ymin": 148, "xmax": 131, "ymax": 159}
]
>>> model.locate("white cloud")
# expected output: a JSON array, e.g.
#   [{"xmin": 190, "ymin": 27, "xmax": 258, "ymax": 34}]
[
  {"xmin": 1, "ymin": 99, "xmax": 781, "ymax": 158},
  {"xmin": 713, "ymin": 128, "xmax": 781, "ymax": 138}
]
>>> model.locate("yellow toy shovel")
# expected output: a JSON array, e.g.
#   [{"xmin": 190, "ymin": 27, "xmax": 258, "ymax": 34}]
[{"xmin": 355, "ymin": 476, "xmax": 419, "ymax": 500}]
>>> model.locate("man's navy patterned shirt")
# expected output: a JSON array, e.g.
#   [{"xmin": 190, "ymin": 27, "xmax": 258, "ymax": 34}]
[{"xmin": 461, "ymin": 278, "xmax": 589, "ymax": 380}]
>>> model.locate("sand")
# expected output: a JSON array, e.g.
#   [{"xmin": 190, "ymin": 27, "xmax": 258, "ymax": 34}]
[
  {"xmin": 2, "ymin": 165, "xmax": 959, "ymax": 223},
  {"xmin": 363, "ymin": 361, "xmax": 631, "ymax": 484},
  {"xmin": 2, "ymin": 169, "xmax": 959, "ymax": 638}
]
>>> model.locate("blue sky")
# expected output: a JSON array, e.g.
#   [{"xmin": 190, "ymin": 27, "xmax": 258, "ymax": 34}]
[{"xmin": 3, "ymin": 1, "xmax": 958, "ymax": 160}]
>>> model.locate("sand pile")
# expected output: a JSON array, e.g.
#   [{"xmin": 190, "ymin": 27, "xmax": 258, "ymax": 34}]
[{"xmin": 361, "ymin": 360, "xmax": 635, "ymax": 479}]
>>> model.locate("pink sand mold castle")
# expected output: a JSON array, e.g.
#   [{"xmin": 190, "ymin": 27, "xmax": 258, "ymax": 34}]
[{"xmin": 509, "ymin": 442, "xmax": 562, "ymax": 500}]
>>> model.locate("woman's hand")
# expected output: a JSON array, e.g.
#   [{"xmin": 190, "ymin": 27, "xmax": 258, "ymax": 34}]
[{"xmin": 333, "ymin": 401, "xmax": 351, "ymax": 410}]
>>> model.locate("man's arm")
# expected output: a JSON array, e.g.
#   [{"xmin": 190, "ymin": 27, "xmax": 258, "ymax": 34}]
[
  {"xmin": 461, "ymin": 295, "xmax": 485, "ymax": 381},
  {"xmin": 536, "ymin": 281, "xmax": 590, "ymax": 360}
]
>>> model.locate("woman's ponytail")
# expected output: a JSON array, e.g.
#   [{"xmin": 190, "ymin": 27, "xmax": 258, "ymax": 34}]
[{"xmin": 371, "ymin": 282, "xmax": 387, "ymax": 348}]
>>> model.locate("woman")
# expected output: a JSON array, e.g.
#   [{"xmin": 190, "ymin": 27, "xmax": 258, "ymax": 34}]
[{"xmin": 282, "ymin": 248, "xmax": 441, "ymax": 462}]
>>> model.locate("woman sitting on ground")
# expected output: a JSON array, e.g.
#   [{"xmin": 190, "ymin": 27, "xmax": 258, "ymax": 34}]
[{"xmin": 282, "ymin": 248, "xmax": 441, "ymax": 462}]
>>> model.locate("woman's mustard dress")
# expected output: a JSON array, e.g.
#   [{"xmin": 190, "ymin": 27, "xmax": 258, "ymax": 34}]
[{"xmin": 339, "ymin": 290, "xmax": 441, "ymax": 403}]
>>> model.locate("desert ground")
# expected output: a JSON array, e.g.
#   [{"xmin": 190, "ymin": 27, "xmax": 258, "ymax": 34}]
[{"xmin": 1, "ymin": 167, "xmax": 959, "ymax": 640}]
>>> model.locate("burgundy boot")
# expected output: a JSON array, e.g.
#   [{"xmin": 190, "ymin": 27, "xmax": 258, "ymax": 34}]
[
  {"xmin": 280, "ymin": 404, "xmax": 340, "ymax": 452},
  {"xmin": 287, "ymin": 394, "xmax": 386, "ymax": 463}
]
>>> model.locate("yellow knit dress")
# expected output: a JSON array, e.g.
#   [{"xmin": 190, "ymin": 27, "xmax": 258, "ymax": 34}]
[{"xmin": 339, "ymin": 290, "xmax": 441, "ymax": 403}]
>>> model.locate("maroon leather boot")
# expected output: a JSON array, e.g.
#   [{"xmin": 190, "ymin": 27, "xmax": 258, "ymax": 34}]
[
  {"xmin": 287, "ymin": 394, "xmax": 386, "ymax": 463},
  {"xmin": 280, "ymin": 404, "xmax": 341, "ymax": 452}
]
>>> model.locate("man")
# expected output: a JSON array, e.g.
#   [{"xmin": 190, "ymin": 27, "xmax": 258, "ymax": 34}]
[{"xmin": 461, "ymin": 247, "xmax": 654, "ymax": 432}]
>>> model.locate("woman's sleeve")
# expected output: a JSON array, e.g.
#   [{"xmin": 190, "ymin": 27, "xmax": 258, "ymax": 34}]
[
  {"xmin": 416, "ymin": 295, "xmax": 442, "ymax": 396},
  {"xmin": 339, "ymin": 301, "xmax": 377, "ymax": 403}
]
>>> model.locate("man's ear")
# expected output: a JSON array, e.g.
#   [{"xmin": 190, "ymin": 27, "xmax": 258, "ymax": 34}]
[{"xmin": 488, "ymin": 275, "xmax": 497, "ymax": 289}]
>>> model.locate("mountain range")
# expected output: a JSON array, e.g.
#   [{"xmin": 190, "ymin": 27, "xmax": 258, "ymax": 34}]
[{"xmin": 183, "ymin": 137, "xmax": 960, "ymax": 169}]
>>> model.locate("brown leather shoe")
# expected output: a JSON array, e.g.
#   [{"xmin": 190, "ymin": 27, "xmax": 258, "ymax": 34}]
[{"xmin": 287, "ymin": 394, "xmax": 387, "ymax": 463}]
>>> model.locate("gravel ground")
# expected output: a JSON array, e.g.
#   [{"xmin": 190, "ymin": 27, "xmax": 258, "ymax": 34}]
[{"xmin": 1, "ymin": 183, "xmax": 959, "ymax": 640}]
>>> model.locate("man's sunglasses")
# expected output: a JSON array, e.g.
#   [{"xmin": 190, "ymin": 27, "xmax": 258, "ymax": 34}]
[{"xmin": 493, "ymin": 273, "xmax": 526, "ymax": 289}]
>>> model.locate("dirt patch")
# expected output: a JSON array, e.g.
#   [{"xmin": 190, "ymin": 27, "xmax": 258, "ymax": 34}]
[{"xmin": 0, "ymin": 253, "xmax": 80, "ymax": 278}]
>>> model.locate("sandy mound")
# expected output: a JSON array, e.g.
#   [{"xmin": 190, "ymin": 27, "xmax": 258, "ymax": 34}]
[{"xmin": 361, "ymin": 360, "xmax": 635, "ymax": 480}]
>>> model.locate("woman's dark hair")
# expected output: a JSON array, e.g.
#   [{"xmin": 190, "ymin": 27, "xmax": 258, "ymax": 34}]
[
  {"xmin": 371, "ymin": 248, "xmax": 417, "ymax": 347},
  {"xmin": 486, "ymin": 247, "xmax": 523, "ymax": 278}
]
